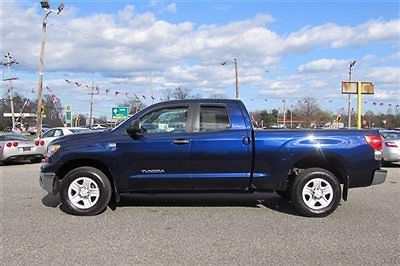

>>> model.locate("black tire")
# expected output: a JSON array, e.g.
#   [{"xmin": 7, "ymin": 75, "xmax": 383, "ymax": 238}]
[
  {"xmin": 276, "ymin": 190, "xmax": 290, "ymax": 199},
  {"xmin": 290, "ymin": 168, "xmax": 341, "ymax": 217},
  {"xmin": 30, "ymin": 158, "xmax": 43, "ymax": 164},
  {"xmin": 60, "ymin": 166, "xmax": 112, "ymax": 216}
]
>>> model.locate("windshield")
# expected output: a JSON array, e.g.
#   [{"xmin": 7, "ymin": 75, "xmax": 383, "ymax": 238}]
[
  {"xmin": 70, "ymin": 129, "xmax": 90, "ymax": 133},
  {"xmin": 0, "ymin": 134, "xmax": 28, "ymax": 141}
]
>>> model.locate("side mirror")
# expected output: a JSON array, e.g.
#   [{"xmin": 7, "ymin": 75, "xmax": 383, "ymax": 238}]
[{"xmin": 126, "ymin": 119, "xmax": 142, "ymax": 137}]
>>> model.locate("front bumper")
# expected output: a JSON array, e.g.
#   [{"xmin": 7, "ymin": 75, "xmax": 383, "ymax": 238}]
[
  {"xmin": 371, "ymin": 169, "xmax": 387, "ymax": 186},
  {"xmin": 39, "ymin": 172, "xmax": 59, "ymax": 194}
]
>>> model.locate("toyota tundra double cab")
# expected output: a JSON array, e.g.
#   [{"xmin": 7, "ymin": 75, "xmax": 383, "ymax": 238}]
[{"xmin": 40, "ymin": 99, "xmax": 387, "ymax": 217}]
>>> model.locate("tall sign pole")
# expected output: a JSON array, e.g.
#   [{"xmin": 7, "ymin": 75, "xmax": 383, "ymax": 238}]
[
  {"xmin": 357, "ymin": 82, "xmax": 362, "ymax": 129},
  {"xmin": 347, "ymin": 61, "xmax": 356, "ymax": 128}
]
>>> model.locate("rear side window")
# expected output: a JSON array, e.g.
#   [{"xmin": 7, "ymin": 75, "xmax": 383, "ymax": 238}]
[{"xmin": 200, "ymin": 105, "xmax": 230, "ymax": 132}]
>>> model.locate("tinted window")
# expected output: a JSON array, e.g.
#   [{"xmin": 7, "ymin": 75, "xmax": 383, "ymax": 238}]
[
  {"xmin": 200, "ymin": 106, "xmax": 230, "ymax": 132},
  {"xmin": 43, "ymin": 129, "xmax": 55, "ymax": 138},
  {"xmin": 140, "ymin": 107, "xmax": 188, "ymax": 134}
]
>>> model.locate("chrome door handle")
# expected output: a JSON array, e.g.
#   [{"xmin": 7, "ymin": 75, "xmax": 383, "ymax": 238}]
[{"xmin": 172, "ymin": 139, "xmax": 190, "ymax": 145}]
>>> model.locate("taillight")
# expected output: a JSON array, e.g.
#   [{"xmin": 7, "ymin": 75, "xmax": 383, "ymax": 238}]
[
  {"xmin": 35, "ymin": 141, "xmax": 40, "ymax": 146},
  {"xmin": 365, "ymin": 135, "xmax": 382, "ymax": 150},
  {"xmin": 385, "ymin": 142, "xmax": 398, "ymax": 148},
  {"xmin": 13, "ymin": 142, "xmax": 18, "ymax": 147},
  {"xmin": 6, "ymin": 142, "xmax": 12, "ymax": 147},
  {"xmin": 40, "ymin": 141, "xmax": 45, "ymax": 146}
]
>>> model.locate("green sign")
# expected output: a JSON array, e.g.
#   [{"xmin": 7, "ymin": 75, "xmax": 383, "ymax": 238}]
[
  {"xmin": 66, "ymin": 111, "xmax": 72, "ymax": 121},
  {"xmin": 112, "ymin": 107, "xmax": 128, "ymax": 120}
]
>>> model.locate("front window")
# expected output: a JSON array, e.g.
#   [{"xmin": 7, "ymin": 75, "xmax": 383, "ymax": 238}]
[
  {"xmin": 42, "ymin": 130, "xmax": 55, "ymax": 138},
  {"xmin": 140, "ymin": 106, "xmax": 188, "ymax": 134}
]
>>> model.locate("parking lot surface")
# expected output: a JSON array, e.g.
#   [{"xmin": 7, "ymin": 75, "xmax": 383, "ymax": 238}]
[{"xmin": 1, "ymin": 163, "xmax": 399, "ymax": 265}]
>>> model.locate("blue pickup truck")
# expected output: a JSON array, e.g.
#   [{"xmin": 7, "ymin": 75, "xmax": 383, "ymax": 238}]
[{"xmin": 40, "ymin": 99, "xmax": 387, "ymax": 217}]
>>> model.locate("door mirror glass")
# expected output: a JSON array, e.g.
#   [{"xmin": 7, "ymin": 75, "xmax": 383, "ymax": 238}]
[{"xmin": 126, "ymin": 119, "xmax": 142, "ymax": 137}]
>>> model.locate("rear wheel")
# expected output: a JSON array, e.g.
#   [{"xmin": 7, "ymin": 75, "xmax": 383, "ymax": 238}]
[
  {"xmin": 60, "ymin": 166, "xmax": 112, "ymax": 216},
  {"xmin": 290, "ymin": 168, "xmax": 341, "ymax": 217}
]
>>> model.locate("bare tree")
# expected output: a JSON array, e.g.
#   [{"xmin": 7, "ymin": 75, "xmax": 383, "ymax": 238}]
[
  {"xmin": 293, "ymin": 97, "xmax": 320, "ymax": 126},
  {"xmin": 161, "ymin": 88, "xmax": 173, "ymax": 101},
  {"xmin": 172, "ymin": 87, "xmax": 191, "ymax": 99}
]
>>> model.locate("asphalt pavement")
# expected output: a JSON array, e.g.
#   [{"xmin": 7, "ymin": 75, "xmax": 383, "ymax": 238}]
[{"xmin": 1, "ymin": 162, "xmax": 399, "ymax": 265}]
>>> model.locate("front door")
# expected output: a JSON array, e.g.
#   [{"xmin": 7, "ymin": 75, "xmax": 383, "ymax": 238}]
[{"xmin": 118, "ymin": 104, "xmax": 192, "ymax": 191}]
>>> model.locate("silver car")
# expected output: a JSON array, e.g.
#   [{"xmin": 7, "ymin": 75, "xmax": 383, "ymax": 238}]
[
  {"xmin": 379, "ymin": 130, "xmax": 400, "ymax": 163},
  {"xmin": 0, "ymin": 134, "xmax": 43, "ymax": 164}
]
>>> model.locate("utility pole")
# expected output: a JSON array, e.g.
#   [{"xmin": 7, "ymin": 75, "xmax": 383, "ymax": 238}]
[
  {"xmin": 1, "ymin": 53, "xmax": 18, "ymax": 129},
  {"xmin": 89, "ymin": 82, "xmax": 94, "ymax": 126},
  {"xmin": 347, "ymin": 60, "xmax": 356, "ymax": 128},
  {"xmin": 35, "ymin": 1, "xmax": 65, "ymax": 138},
  {"xmin": 221, "ymin": 58, "xmax": 239, "ymax": 99},
  {"xmin": 290, "ymin": 104, "xmax": 293, "ymax": 129},
  {"xmin": 234, "ymin": 58, "xmax": 239, "ymax": 99},
  {"xmin": 282, "ymin": 98, "xmax": 286, "ymax": 127}
]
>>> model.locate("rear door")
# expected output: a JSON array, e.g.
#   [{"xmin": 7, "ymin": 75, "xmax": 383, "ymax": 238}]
[{"xmin": 190, "ymin": 102, "xmax": 252, "ymax": 190}]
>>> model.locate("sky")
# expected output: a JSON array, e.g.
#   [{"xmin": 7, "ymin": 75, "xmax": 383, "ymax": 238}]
[{"xmin": 1, "ymin": 0, "xmax": 399, "ymax": 120}]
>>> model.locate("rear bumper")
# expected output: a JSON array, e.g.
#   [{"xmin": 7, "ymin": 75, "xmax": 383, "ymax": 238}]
[
  {"xmin": 371, "ymin": 169, "xmax": 387, "ymax": 186},
  {"xmin": 3, "ymin": 154, "xmax": 43, "ymax": 162},
  {"xmin": 39, "ymin": 172, "xmax": 59, "ymax": 194}
]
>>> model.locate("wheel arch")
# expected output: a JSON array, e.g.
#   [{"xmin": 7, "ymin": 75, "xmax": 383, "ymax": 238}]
[
  {"xmin": 56, "ymin": 158, "xmax": 120, "ymax": 202},
  {"xmin": 286, "ymin": 155, "xmax": 349, "ymax": 200}
]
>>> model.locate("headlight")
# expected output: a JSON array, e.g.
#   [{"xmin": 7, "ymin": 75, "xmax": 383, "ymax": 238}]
[{"xmin": 47, "ymin": 144, "xmax": 60, "ymax": 157}]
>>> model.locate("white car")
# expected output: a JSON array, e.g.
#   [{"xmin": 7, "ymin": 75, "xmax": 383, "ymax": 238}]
[
  {"xmin": 35, "ymin": 127, "xmax": 90, "ymax": 156},
  {"xmin": 379, "ymin": 130, "xmax": 400, "ymax": 164},
  {"xmin": 90, "ymin": 124, "xmax": 109, "ymax": 130}
]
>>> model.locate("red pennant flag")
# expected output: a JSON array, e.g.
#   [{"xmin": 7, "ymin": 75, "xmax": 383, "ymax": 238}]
[
  {"xmin": 142, "ymin": 95, "xmax": 146, "ymax": 100},
  {"xmin": 52, "ymin": 96, "xmax": 58, "ymax": 105},
  {"xmin": 75, "ymin": 82, "xmax": 82, "ymax": 87},
  {"xmin": 46, "ymin": 86, "xmax": 53, "ymax": 92},
  {"xmin": 115, "ymin": 91, "xmax": 120, "ymax": 97},
  {"xmin": 105, "ymin": 89, "xmax": 109, "ymax": 96},
  {"xmin": 135, "ymin": 94, "xmax": 140, "ymax": 100},
  {"xmin": 125, "ymin": 92, "xmax": 130, "ymax": 99},
  {"xmin": 96, "ymin": 87, "xmax": 100, "ymax": 95},
  {"xmin": 379, "ymin": 103, "xmax": 384, "ymax": 106},
  {"xmin": 65, "ymin": 79, "xmax": 72, "ymax": 84},
  {"xmin": 31, "ymin": 88, "xmax": 35, "ymax": 93},
  {"xmin": 151, "ymin": 96, "xmax": 155, "ymax": 100}
]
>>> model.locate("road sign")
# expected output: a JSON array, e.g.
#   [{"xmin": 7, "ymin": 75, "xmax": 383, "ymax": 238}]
[
  {"xmin": 112, "ymin": 107, "xmax": 128, "ymax": 120},
  {"xmin": 66, "ymin": 105, "xmax": 72, "ymax": 112},
  {"xmin": 341, "ymin": 81, "xmax": 374, "ymax": 95},
  {"xmin": 41, "ymin": 105, "xmax": 45, "ymax": 114}
]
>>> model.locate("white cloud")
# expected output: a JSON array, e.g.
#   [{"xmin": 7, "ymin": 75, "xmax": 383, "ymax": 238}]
[
  {"xmin": 299, "ymin": 59, "xmax": 349, "ymax": 73},
  {"xmin": 165, "ymin": 3, "xmax": 177, "ymax": 14},
  {"xmin": 1, "ymin": 1, "xmax": 399, "ymax": 116}
]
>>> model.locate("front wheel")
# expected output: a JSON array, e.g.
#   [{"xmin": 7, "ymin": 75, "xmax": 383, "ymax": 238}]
[
  {"xmin": 290, "ymin": 168, "xmax": 341, "ymax": 217},
  {"xmin": 60, "ymin": 166, "xmax": 112, "ymax": 216}
]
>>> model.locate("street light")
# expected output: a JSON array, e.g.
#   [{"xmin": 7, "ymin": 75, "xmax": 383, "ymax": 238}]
[
  {"xmin": 35, "ymin": 1, "xmax": 64, "ymax": 138},
  {"xmin": 347, "ymin": 60, "xmax": 357, "ymax": 128},
  {"xmin": 221, "ymin": 58, "xmax": 239, "ymax": 99}
]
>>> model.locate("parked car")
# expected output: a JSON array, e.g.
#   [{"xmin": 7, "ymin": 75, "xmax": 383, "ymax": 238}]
[
  {"xmin": 90, "ymin": 124, "xmax": 109, "ymax": 130},
  {"xmin": 40, "ymin": 99, "xmax": 386, "ymax": 217},
  {"xmin": 27, "ymin": 124, "xmax": 52, "ymax": 135},
  {"xmin": 379, "ymin": 130, "xmax": 400, "ymax": 163},
  {"xmin": 35, "ymin": 127, "xmax": 91, "ymax": 156},
  {"xmin": 0, "ymin": 134, "xmax": 43, "ymax": 163}
]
